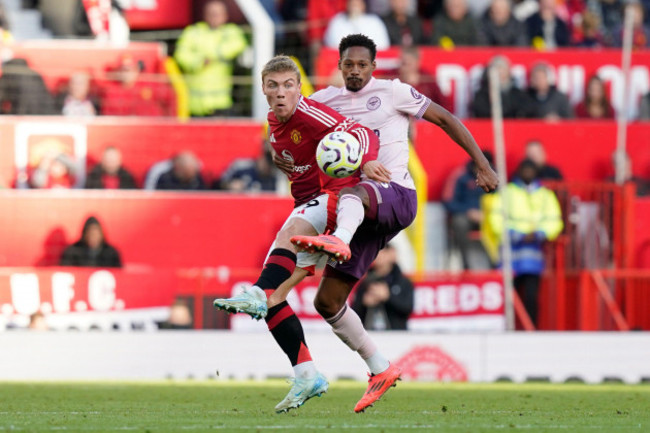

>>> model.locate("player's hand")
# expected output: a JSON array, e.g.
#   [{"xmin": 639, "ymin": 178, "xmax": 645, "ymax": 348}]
[
  {"xmin": 362, "ymin": 161, "xmax": 391, "ymax": 184},
  {"xmin": 476, "ymin": 165, "xmax": 498, "ymax": 193},
  {"xmin": 272, "ymin": 150, "xmax": 294, "ymax": 176}
]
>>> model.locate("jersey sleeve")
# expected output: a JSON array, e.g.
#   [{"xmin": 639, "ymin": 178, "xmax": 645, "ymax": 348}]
[
  {"xmin": 347, "ymin": 125, "xmax": 379, "ymax": 170},
  {"xmin": 392, "ymin": 78, "xmax": 432, "ymax": 120}
]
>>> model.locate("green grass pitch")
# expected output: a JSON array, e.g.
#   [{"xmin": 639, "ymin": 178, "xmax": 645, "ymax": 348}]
[{"xmin": 0, "ymin": 381, "xmax": 648, "ymax": 432}]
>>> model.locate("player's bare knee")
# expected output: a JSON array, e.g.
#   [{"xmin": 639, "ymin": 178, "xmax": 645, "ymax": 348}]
[{"xmin": 313, "ymin": 293, "xmax": 340, "ymax": 319}]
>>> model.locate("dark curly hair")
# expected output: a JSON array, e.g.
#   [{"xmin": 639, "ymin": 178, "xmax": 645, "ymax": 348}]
[{"xmin": 339, "ymin": 34, "xmax": 377, "ymax": 61}]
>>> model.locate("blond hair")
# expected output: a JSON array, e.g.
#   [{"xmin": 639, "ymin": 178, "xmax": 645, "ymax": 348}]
[{"xmin": 261, "ymin": 55, "xmax": 301, "ymax": 83}]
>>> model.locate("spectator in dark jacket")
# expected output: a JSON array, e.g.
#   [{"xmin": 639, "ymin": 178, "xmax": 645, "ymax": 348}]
[
  {"xmin": 525, "ymin": 62, "xmax": 573, "ymax": 120},
  {"xmin": 431, "ymin": 0, "xmax": 478, "ymax": 47},
  {"xmin": 525, "ymin": 0, "xmax": 570, "ymax": 48},
  {"xmin": 524, "ymin": 140, "xmax": 563, "ymax": 181},
  {"xmin": 155, "ymin": 151, "xmax": 206, "ymax": 190},
  {"xmin": 444, "ymin": 151, "xmax": 494, "ymax": 270},
  {"xmin": 352, "ymin": 244, "xmax": 414, "ymax": 331},
  {"xmin": 471, "ymin": 55, "xmax": 534, "ymax": 118},
  {"xmin": 60, "ymin": 216, "xmax": 122, "ymax": 267},
  {"xmin": 476, "ymin": 0, "xmax": 528, "ymax": 46},
  {"xmin": 0, "ymin": 58, "xmax": 57, "ymax": 115},
  {"xmin": 85, "ymin": 146, "xmax": 137, "ymax": 189},
  {"xmin": 381, "ymin": 0, "xmax": 424, "ymax": 46}
]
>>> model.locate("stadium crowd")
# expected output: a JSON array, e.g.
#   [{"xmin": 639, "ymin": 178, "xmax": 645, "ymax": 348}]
[{"xmin": 0, "ymin": 0, "xmax": 649, "ymax": 333}]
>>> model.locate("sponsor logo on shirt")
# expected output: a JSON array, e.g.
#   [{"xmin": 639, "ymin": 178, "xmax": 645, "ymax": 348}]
[
  {"xmin": 290, "ymin": 129, "xmax": 302, "ymax": 144},
  {"xmin": 282, "ymin": 149, "xmax": 311, "ymax": 174},
  {"xmin": 410, "ymin": 87, "xmax": 423, "ymax": 100},
  {"xmin": 366, "ymin": 96, "xmax": 381, "ymax": 110},
  {"xmin": 269, "ymin": 133, "xmax": 276, "ymax": 143}
]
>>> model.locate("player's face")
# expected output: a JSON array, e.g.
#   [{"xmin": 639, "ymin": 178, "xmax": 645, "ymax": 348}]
[
  {"xmin": 263, "ymin": 70, "xmax": 302, "ymax": 122},
  {"xmin": 339, "ymin": 47, "xmax": 376, "ymax": 92}
]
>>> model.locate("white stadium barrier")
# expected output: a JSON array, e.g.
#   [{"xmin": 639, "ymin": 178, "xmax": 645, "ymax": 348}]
[{"xmin": 2, "ymin": 331, "xmax": 648, "ymax": 383}]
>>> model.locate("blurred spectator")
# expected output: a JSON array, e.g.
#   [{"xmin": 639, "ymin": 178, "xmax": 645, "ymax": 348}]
[
  {"xmin": 444, "ymin": 150, "xmax": 494, "ymax": 270},
  {"xmin": 29, "ymin": 152, "xmax": 76, "ymax": 189},
  {"xmin": 0, "ymin": 58, "xmax": 57, "ymax": 115},
  {"xmin": 155, "ymin": 152, "xmax": 206, "ymax": 191},
  {"xmin": 589, "ymin": 0, "xmax": 624, "ymax": 46},
  {"xmin": 57, "ymin": 71, "xmax": 98, "ymax": 117},
  {"xmin": 73, "ymin": 0, "xmax": 129, "ymax": 46},
  {"xmin": 323, "ymin": 0, "xmax": 391, "ymax": 50},
  {"xmin": 174, "ymin": 0, "xmax": 248, "ymax": 117},
  {"xmin": 351, "ymin": 244, "xmax": 414, "ymax": 330},
  {"xmin": 525, "ymin": 62, "xmax": 573, "ymax": 120},
  {"xmin": 85, "ymin": 146, "xmax": 136, "ymax": 189},
  {"xmin": 99, "ymin": 55, "xmax": 175, "ymax": 116},
  {"xmin": 382, "ymin": 0, "xmax": 424, "ymax": 46},
  {"xmin": 608, "ymin": 151, "xmax": 650, "ymax": 196},
  {"xmin": 525, "ymin": 0, "xmax": 571, "ymax": 48},
  {"xmin": 512, "ymin": 0, "xmax": 539, "ymax": 21},
  {"xmin": 575, "ymin": 75, "xmax": 615, "ymax": 119},
  {"xmin": 524, "ymin": 140, "xmax": 563, "ymax": 180},
  {"xmin": 639, "ymin": 91, "xmax": 650, "ymax": 120},
  {"xmin": 573, "ymin": 9, "xmax": 605, "ymax": 47},
  {"xmin": 159, "ymin": 300, "xmax": 193, "ymax": 330},
  {"xmin": 0, "ymin": 3, "xmax": 13, "ymax": 44},
  {"xmin": 611, "ymin": 1, "xmax": 650, "ymax": 48},
  {"xmin": 215, "ymin": 145, "xmax": 278, "ymax": 192},
  {"xmin": 28, "ymin": 312, "xmax": 49, "ymax": 331},
  {"xmin": 397, "ymin": 46, "xmax": 451, "ymax": 111},
  {"xmin": 431, "ymin": 0, "xmax": 478, "ymax": 47},
  {"xmin": 306, "ymin": 0, "xmax": 346, "ymax": 60},
  {"xmin": 476, "ymin": 0, "xmax": 528, "ymax": 46},
  {"xmin": 486, "ymin": 159, "xmax": 563, "ymax": 327},
  {"xmin": 418, "ymin": 0, "xmax": 444, "ymax": 20},
  {"xmin": 60, "ymin": 216, "xmax": 122, "ymax": 268},
  {"xmin": 471, "ymin": 55, "xmax": 533, "ymax": 118}
]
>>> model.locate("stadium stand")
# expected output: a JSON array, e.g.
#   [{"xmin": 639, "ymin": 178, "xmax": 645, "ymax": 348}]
[{"xmin": 1, "ymin": 0, "xmax": 650, "ymax": 334}]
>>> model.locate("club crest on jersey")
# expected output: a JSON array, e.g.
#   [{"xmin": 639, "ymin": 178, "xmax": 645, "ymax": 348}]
[
  {"xmin": 366, "ymin": 96, "xmax": 381, "ymax": 111},
  {"xmin": 290, "ymin": 129, "xmax": 302, "ymax": 144},
  {"xmin": 410, "ymin": 87, "xmax": 423, "ymax": 100}
]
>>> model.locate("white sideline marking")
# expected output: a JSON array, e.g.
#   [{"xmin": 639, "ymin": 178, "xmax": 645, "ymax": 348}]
[{"xmin": 0, "ymin": 424, "xmax": 643, "ymax": 431}]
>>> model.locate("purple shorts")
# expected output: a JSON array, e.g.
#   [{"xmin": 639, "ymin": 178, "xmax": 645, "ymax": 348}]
[{"xmin": 326, "ymin": 181, "xmax": 417, "ymax": 280}]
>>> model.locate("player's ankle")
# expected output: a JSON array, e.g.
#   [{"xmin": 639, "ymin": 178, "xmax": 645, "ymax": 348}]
[{"xmin": 332, "ymin": 228, "xmax": 352, "ymax": 244}]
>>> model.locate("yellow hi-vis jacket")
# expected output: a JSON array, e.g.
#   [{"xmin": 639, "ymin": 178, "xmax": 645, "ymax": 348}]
[
  {"xmin": 483, "ymin": 181, "xmax": 563, "ymax": 274},
  {"xmin": 174, "ymin": 22, "xmax": 248, "ymax": 116}
]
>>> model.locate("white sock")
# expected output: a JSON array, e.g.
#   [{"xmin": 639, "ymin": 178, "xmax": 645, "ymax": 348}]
[
  {"xmin": 293, "ymin": 361, "xmax": 317, "ymax": 379},
  {"xmin": 364, "ymin": 353, "xmax": 390, "ymax": 375},
  {"xmin": 326, "ymin": 305, "xmax": 388, "ymax": 375},
  {"xmin": 333, "ymin": 194, "xmax": 364, "ymax": 244}
]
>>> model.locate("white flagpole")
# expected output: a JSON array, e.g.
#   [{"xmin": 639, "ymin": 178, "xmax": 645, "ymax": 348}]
[
  {"xmin": 615, "ymin": 5, "xmax": 635, "ymax": 184},
  {"xmin": 489, "ymin": 66, "xmax": 515, "ymax": 331}
]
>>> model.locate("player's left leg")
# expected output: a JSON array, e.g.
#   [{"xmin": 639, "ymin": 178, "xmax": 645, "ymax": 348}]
[
  {"xmin": 315, "ymin": 181, "xmax": 418, "ymax": 412},
  {"xmin": 315, "ymin": 268, "xmax": 399, "ymax": 413}
]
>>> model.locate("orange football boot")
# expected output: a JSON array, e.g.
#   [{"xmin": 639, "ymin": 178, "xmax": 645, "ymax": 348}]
[{"xmin": 354, "ymin": 363, "xmax": 402, "ymax": 413}]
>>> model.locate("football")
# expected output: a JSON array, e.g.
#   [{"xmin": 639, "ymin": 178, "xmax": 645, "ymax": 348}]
[{"xmin": 316, "ymin": 131, "xmax": 362, "ymax": 178}]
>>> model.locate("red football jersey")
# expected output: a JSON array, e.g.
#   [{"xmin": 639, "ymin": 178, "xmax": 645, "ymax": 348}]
[{"xmin": 268, "ymin": 96, "xmax": 379, "ymax": 206}]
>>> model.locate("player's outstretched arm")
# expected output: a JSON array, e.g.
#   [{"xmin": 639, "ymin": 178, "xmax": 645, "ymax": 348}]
[{"xmin": 422, "ymin": 102, "xmax": 498, "ymax": 192}]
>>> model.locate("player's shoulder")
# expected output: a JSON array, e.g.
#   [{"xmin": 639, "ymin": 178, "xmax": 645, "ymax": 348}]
[
  {"xmin": 310, "ymin": 86, "xmax": 341, "ymax": 104},
  {"xmin": 296, "ymin": 96, "xmax": 340, "ymax": 126}
]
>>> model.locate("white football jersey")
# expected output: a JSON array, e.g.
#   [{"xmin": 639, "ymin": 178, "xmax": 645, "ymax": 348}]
[{"xmin": 310, "ymin": 77, "xmax": 431, "ymax": 190}]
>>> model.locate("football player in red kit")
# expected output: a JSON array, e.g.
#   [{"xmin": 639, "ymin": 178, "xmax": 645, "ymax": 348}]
[{"xmin": 214, "ymin": 55, "xmax": 390, "ymax": 413}]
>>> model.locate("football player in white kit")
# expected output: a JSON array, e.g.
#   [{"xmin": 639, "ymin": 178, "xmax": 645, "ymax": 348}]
[{"xmin": 288, "ymin": 34, "xmax": 498, "ymax": 412}]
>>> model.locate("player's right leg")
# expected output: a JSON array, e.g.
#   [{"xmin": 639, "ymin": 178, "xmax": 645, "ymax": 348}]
[
  {"xmin": 212, "ymin": 218, "xmax": 307, "ymax": 319},
  {"xmin": 292, "ymin": 187, "xmax": 367, "ymax": 262},
  {"xmin": 214, "ymin": 192, "xmax": 334, "ymax": 318}
]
